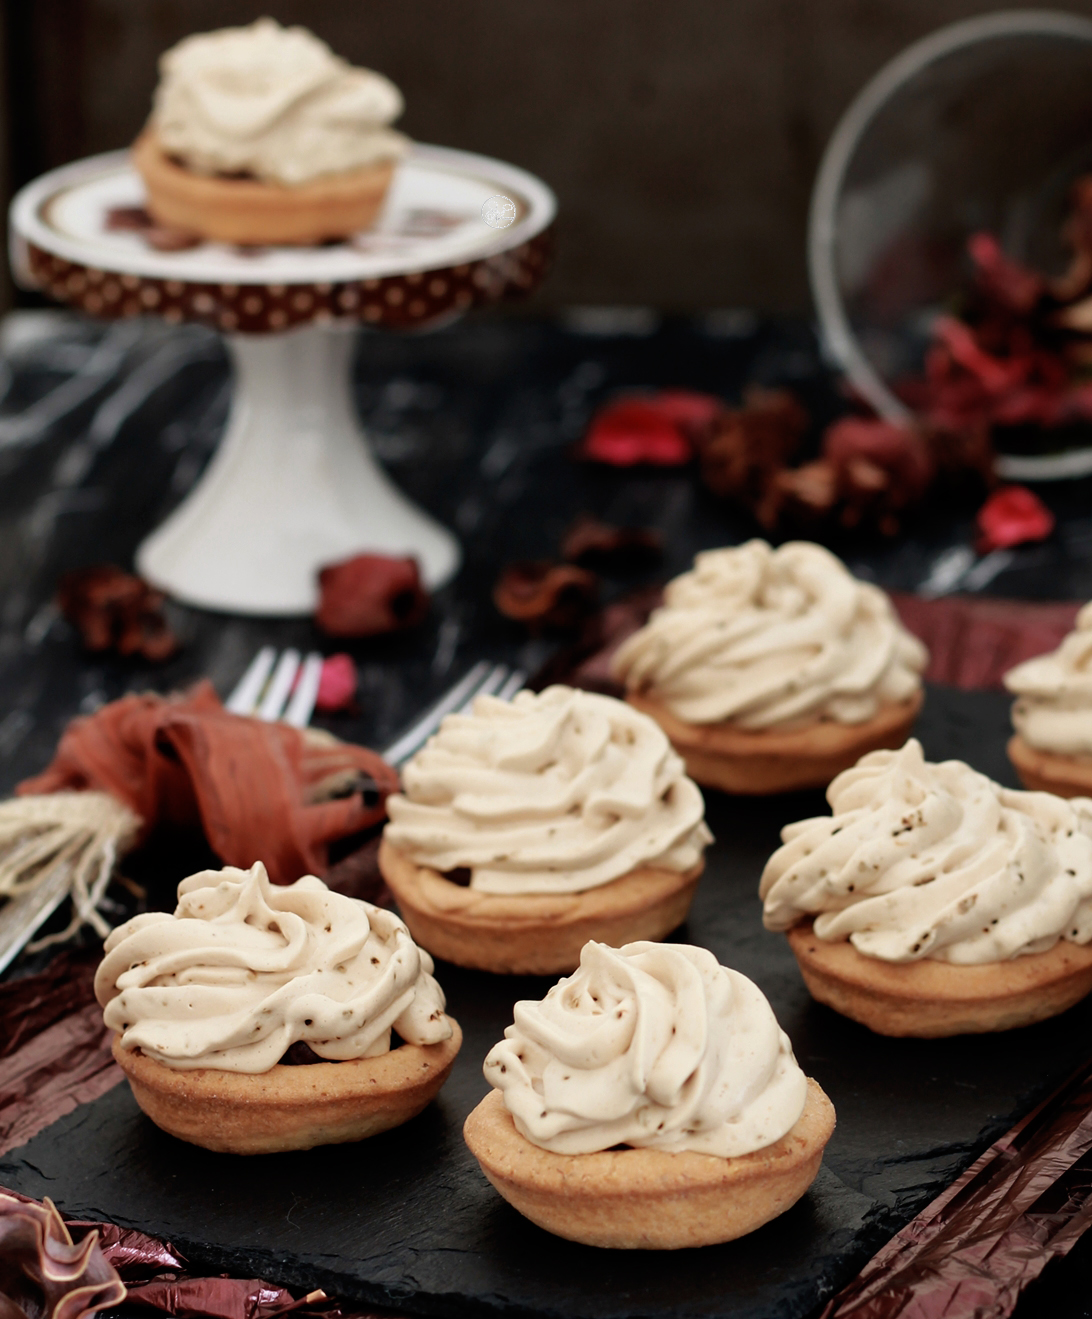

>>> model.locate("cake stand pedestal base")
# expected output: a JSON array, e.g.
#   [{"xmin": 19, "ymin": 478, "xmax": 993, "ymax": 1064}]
[{"xmin": 136, "ymin": 323, "xmax": 460, "ymax": 616}]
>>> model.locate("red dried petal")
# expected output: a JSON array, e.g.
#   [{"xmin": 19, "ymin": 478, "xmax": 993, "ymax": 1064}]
[
  {"xmin": 643, "ymin": 390, "xmax": 726, "ymax": 430},
  {"xmin": 976, "ymin": 485, "xmax": 1055, "ymax": 552},
  {"xmin": 931, "ymin": 316, "xmax": 1014, "ymax": 392},
  {"xmin": 967, "ymin": 231, "xmax": 1044, "ymax": 315},
  {"xmin": 56, "ymin": 566, "xmax": 179, "ymax": 663},
  {"xmin": 315, "ymin": 555, "xmax": 429, "ymax": 638},
  {"xmin": 822, "ymin": 417, "xmax": 935, "ymax": 504},
  {"xmin": 580, "ymin": 396, "xmax": 705, "ymax": 466},
  {"xmin": 315, "ymin": 655, "xmax": 357, "ymax": 713}
]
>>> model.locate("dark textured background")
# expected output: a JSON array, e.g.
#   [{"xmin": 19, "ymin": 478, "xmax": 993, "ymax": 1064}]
[{"xmin": 9, "ymin": 0, "xmax": 1092, "ymax": 313}]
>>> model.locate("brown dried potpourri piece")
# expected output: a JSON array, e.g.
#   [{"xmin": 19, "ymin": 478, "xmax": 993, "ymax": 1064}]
[
  {"xmin": 693, "ymin": 387, "xmax": 809, "ymax": 503},
  {"xmin": 493, "ymin": 561, "xmax": 599, "ymax": 630},
  {"xmin": 813, "ymin": 416, "xmax": 937, "ymax": 536},
  {"xmin": 757, "ymin": 458, "xmax": 839, "ymax": 532},
  {"xmin": 56, "ymin": 566, "xmax": 179, "ymax": 663},
  {"xmin": 560, "ymin": 514, "xmax": 662, "ymax": 574},
  {"xmin": 315, "ymin": 555, "xmax": 429, "ymax": 638},
  {"xmin": 0, "ymin": 1193, "xmax": 126, "ymax": 1319}
]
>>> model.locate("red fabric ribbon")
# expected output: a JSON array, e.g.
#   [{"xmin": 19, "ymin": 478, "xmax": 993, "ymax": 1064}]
[{"xmin": 16, "ymin": 684, "xmax": 397, "ymax": 885}]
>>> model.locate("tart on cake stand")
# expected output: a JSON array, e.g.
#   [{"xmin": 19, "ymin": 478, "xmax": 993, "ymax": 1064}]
[{"xmin": 8, "ymin": 145, "xmax": 555, "ymax": 615}]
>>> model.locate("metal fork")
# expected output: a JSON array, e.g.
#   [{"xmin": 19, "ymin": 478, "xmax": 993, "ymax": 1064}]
[
  {"xmin": 382, "ymin": 659, "xmax": 525, "ymax": 766},
  {"xmin": 225, "ymin": 646, "xmax": 325, "ymax": 726},
  {"xmin": 0, "ymin": 658, "xmax": 525, "ymax": 974}
]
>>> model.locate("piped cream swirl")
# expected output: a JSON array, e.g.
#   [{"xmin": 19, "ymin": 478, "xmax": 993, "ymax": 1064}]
[
  {"xmin": 760, "ymin": 739, "xmax": 1092, "ymax": 964},
  {"xmin": 95, "ymin": 862, "xmax": 451, "ymax": 1072},
  {"xmin": 1005, "ymin": 603, "xmax": 1092, "ymax": 756},
  {"xmin": 383, "ymin": 685, "xmax": 712, "ymax": 895},
  {"xmin": 151, "ymin": 19, "xmax": 408, "ymax": 185},
  {"xmin": 611, "ymin": 540, "xmax": 927, "ymax": 729},
  {"xmin": 484, "ymin": 941, "xmax": 807, "ymax": 1156}
]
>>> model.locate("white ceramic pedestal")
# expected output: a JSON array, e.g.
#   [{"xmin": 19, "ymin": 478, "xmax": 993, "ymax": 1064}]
[
  {"xmin": 136, "ymin": 324, "xmax": 460, "ymax": 615},
  {"xmin": 10, "ymin": 144, "xmax": 555, "ymax": 616}
]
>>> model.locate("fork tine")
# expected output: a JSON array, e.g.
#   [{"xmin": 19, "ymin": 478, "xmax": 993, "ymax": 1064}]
[
  {"xmin": 382, "ymin": 660, "xmax": 493, "ymax": 766},
  {"xmin": 258, "ymin": 649, "xmax": 301, "ymax": 722},
  {"xmin": 496, "ymin": 669, "xmax": 526, "ymax": 702},
  {"xmin": 283, "ymin": 652, "xmax": 324, "ymax": 728},
  {"xmin": 225, "ymin": 645, "xmax": 276, "ymax": 714},
  {"xmin": 467, "ymin": 663, "xmax": 512, "ymax": 704}
]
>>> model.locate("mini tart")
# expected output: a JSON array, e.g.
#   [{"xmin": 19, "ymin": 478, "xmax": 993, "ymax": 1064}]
[
  {"xmin": 1007, "ymin": 734, "xmax": 1092, "ymax": 798},
  {"xmin": 787, "ymin": 921, "xmax": 1092, "ymax": 1037},
  {"xmin": 625, "ymin": 691, "xmax": 923, "ymax": 794},
  {"xmin": 112, "ymin": 1020, "xmax": 461, "ymax": 1154},
  {"xmin": 378, "ymin": 837, "xmax": 703, "ymax": 976},
  {"xmin": 132, "ymin": 129, "xmax": 396, "ymax": 245},
  {"xmin": 463, "ymin": 1080, "xmax": 835, "ymax": 1249}
]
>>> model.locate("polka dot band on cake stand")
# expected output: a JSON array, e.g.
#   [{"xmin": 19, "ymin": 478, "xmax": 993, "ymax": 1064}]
[{"xmin": 9, "ymin": 145, "xmax": 556, "ymax": 615}]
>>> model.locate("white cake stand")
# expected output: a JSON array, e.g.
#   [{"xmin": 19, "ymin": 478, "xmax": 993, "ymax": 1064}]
[{"xmin": 8, "ymin": 145, "xmax": 555, "ymax": 614}]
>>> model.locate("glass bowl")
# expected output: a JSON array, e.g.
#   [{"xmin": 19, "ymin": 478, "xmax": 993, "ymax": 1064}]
[{"xmin": 808, "ymin": 10, "xmax": 1092, "ymax": 478}]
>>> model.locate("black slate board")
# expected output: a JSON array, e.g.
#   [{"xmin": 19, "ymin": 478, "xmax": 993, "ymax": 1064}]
[{"xmin": 5, "ymin": 683, "xmax": 1092, "ymax": 1319}]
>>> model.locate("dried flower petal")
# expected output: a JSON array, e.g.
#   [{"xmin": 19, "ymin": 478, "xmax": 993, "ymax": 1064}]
[
  {"xmin": 560, "ymin": 514, "xmax": 662, "ymax": 574},
  {"xmin": 818, "ymin": 415, "xmax": 938, "ymax": 533},
  {"xmin": 579, "ymin": 391, "xmax": 724, "ymax": 467},
  {"xmin": 756, "ymin": 459, "xmax": 839, "ymax": 530},
  {"xmin": 314, "ymin": 655, "xmax": 357, "ymax": 713},
  {"xmin": 976, "ymin": 485, "xmax": 1055, "ymax": 553},
  {"xmin": 494, "ymin": 561, "xmax": 598, "ymax": 629},
  {"xmin": 968, "ymin": 231, "xmax": 1044, "ymax": 315},
  {"xmin": 693, "ymin": 388, "xmax": 809, "ymax": 501},
  {"xmin": 57, "ymin": 567, "xmax": 178, "ymax": 663},
  {"xmin": 315, "ymin": 556, "xmax": 429, "ymax": 638},
  {"xmin": 0, "ymin": 1194, "xmax": 125, "ymax": 1319}
]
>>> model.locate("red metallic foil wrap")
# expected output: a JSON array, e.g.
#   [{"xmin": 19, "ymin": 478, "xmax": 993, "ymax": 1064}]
[
  {"xmin": 0, "ymin": 954, "xmax": 120, "ymax": 1160},
  {"xmin": 0, "ymin": 1192, "xmax": 126, "ymax": 1319},
  {"xmin": 822, "ymin": 1062, "xmax": 1092, "ymax": 1319}
]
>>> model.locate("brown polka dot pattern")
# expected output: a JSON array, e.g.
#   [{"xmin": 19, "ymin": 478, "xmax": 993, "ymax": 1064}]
[{"xmin": 26, "ymin": 230, "xmax": 553, "ymax": 335}]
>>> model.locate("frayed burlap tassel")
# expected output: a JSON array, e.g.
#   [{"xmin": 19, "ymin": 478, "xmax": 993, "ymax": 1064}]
[{"xmin": 0, "ymin": 791, "xmax": 141, "ymax": 947}]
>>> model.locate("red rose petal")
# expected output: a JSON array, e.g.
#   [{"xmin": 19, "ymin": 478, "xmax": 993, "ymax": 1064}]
[
  {"xmin": 976, "ymin": 485, "xmax": 1055, "ymax": 552},
  {"xmin": 580, "ymin": 393, "xmax": 723, "ymax": 466},
  {"xmin": 315, "ymin": 654, "xmax": 358, "ymax": 712}
]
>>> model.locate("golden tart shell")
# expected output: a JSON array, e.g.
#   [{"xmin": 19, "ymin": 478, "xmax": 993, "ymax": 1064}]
[
  {"xmin": 625, "ymin": 690, "xmax": 923, "ymax": 794},
  {"xmin": 112, "ymin": 1019, "xmax": 461, "ymax": 1154},
  {"xmin": 786, "ymin": 920, "xmax": 1092, "ymax": 1037},
  {"xmin": 463, "ymin": 1081, "xmax": 835, "ymax": 1249},
  {"xmin": 378, "ymin": 837, "xmax": 703, "ymax": 976},
  {"xmin": 132, "ymin": 129, "xmax": 396, "ymax": 246}
]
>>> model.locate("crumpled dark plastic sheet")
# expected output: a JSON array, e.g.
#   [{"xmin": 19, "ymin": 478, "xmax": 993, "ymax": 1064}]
[{"xmin": 821, "ymin": 1060, "xmax": 1092, "ymax": 1318}]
